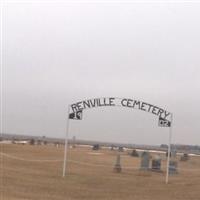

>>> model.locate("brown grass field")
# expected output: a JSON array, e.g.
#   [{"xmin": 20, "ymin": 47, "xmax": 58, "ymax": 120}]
[{"xmin": 0, "ymin": 144, "xmax": 200, "ymax": 200}]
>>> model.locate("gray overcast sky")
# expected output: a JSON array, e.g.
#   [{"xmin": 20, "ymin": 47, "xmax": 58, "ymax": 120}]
[{"xmin": 1, "ymin": 1, "xmax": 200, "ymax": 145}]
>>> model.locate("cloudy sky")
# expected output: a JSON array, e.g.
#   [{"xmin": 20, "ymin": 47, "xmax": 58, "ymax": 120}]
[{"xmin": 1, "ymin": 0, "xmax": 200, "ymax": 145}]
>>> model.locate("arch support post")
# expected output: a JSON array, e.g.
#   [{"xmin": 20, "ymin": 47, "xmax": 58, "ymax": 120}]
[
  {"xmin": 63, "ymin": 105, "xmax": 70, "ymax": 177},
  {"xmin": 166, "ymin": 113, "xmax": 173, "ymax": 184}
]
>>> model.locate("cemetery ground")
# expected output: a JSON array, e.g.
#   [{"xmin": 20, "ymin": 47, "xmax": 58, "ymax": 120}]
[{"xmin": 0, "ymin": 144, "xmax": 200, "ymax": 200}]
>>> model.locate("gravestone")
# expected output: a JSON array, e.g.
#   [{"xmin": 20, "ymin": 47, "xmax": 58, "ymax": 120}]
[
  {"xmin": 130, "ymin": 149, "xmax": 139, "ymax": 157},
  {"xmin": 110, "ymin": 145, "xmax": 115, "ymax": 151},
  {"xmin": 118, "ymin": 147, "xmax": 124, "ymax": 152},
  {"xmin": 169, "ymin": 160, "xmax": 178, "ymax": 175},
  {"xmin": 171, "ymin": 150, "xmax": 177, "ymax": 158},
  {"xmin": 137, "ymin": 151, "xmax": 143, "ymax": 157},
  {"xmin": 113, "ymin": 153, "xmax": 122, "ymax": 173},
  {"xmin": 54, "ymin": 142, "xmax": 60, "ymax": 148},
  {"xmin": 140, "ymin": 152, "xmax": 150, "ymax": 171},
  {"xmin": 151, "ymin": 155, "xmax": 162, "ymax": 172},
  {"xmin": 72, "ymin": 136, "xmax": 76, "ymax": 148},
  {"xmin": 92, "ymin": 144, "xmax": 100, "ymax": 150},
  {"xmin": 180, "ymin": 153, "xmax": 189, "ymax": 161},
  {"xmin": 166, "ymin": 151, "xmax": 172, "ymax": 157}
]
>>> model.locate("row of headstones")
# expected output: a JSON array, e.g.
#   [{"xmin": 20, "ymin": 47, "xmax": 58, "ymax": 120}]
[
  {"xmin": 93, "ymin": 145, "xmax": 189, "ymax": 160},
  {"xmin": 114, "ymin": 152, "xmax": 178, "ymax": 175},
  {"xmin": 131, "ymin": 149, "xmax": 189, "ymax": 162},
  {"xmin": 92, "ymin": 144, "xmax": 123, "ymax": 151},
  {"xmin": 140, "ymin": 152, "xmax": 178, "ymax": 174},
  {"xmin": 79, "ymin": 144, "xmax": 189, "ymax": 174},
  {"xmin": 73, "ymin": 140, "xmax": 189, "ymax": 162},
  {"xmin": 91, "ymin": 145, "xmax": 187, "ymax": 173}
]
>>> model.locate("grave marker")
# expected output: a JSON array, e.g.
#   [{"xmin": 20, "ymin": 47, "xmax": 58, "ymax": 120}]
[
  {"xmin": 180, "ymin": 153, "xmax": 189, "ymax": 161},
  {"xmin": 169, "ymin": 160, "xmax": 178, "ymax": 175},
  {"xmin": 151, "ymin": 155, "xmax": 162, "ymax": 172},
  {"xmin": 130, "ymin": 149, "xmax": 139, "ymax": 157},
  {"xmin": 113, "ymin": 153, "xmax": 122, "ymax": 173},
  {"xmin": 92, "ymin": 144, "xmax": 100, "ymax": 150},
  {"xmin": 72, "ymin": 136, "xmax": 76, "ymax": 148},
  {"xmin": 140, "ymin": 152, "xmax": 150, "ymax": 171}
]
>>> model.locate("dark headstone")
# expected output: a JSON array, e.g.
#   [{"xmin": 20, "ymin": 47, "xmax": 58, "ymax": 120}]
[
  {"xmin": 37, "ymin": 140, "xmax": 42, "ymax": 145},
  {"xmin": 29, "ymin": 139, "xmax": 35, "ymax": 145},
  {"xmin": 92, "ymin": 144, "xmax": 100, "ymax": 150},
  {"xmin": 171, "ymin": 150, "xmax": 177, "ymax": 158},
  {"xmin": 169, "ymin": 160, "xmax": 178, "ymax": 175},
  {"xmin": 166, "ymin": 151, "xmax": 172, "ymax": 157},
  {"xmin": 180, "ymin": 153, "xmax": 189, "ymax": 161},
  {"xmin": 151, "ymin": 156, "xmax": 162, "ymax": 172},
  {"xmin": 118, "ymin": 147, "xmax": 124, "ymax": 152},
  {"xmin": 140, "ymin": 152, "xmax": 150, "ymax": 171},
  {"xmin": 130, "ymin": 149, "xmax": 139, "ymax": 157},
  {"xmin": 110, "ymin": 145, "xmax": 115, "ymax": 151},
  {"xmin": 113, "ymin": 153, "xmax": 122, "ymax": 173}
]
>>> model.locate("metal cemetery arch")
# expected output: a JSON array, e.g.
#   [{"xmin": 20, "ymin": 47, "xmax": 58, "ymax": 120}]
[{"xmin": 63, "ymin": 97, "xmax": 173, "ymax": 184}]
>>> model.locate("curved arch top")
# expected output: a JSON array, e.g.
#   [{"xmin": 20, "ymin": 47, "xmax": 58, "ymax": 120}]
[{"xmin": 69, "ymin": 97, "xmax": 172, "ymax": 124}]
